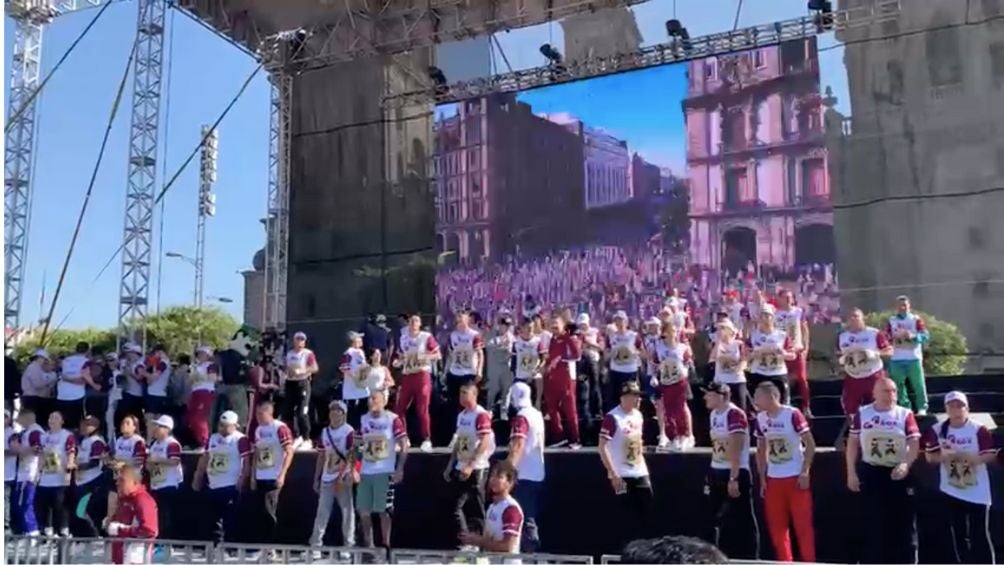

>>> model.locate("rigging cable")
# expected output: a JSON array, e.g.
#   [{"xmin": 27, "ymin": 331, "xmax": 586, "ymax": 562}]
[
  {"xmin": 5, "ymin": 1, "xmax": 114, "ymax": 134},
  {"xmin": 154, "ymin": 7, "xmax": 177, "ymax": 315}
]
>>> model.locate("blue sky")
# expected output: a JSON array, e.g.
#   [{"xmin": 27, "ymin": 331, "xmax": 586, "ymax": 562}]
[{"xmin": 4, "ymin": 0, "xmax": 849, "ymax": 330}]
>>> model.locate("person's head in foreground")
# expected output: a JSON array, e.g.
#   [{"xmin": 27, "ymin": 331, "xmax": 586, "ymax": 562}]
[
  {"xmin": 117, "ymin": 464, "xmax": 144, "ymax": 496},
  {"xmin": 621, "ymin": 535, "xmax": 729, "ymax": 564},
  {"xmin": 487, "ymin": 459, "xmax": 518, "ymax": 500}
]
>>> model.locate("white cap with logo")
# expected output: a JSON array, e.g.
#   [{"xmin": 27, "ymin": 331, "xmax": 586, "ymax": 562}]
[
  {"xmin": 944, "ymin": 390, "xmax": 968, "ymax": 407},
  {"xmin": 509, "ymin": 382, "xmax": 533, "ymax": 410},
  {"xmin": 219, "ymin": 411, "xmax": 239, "ymax": 425},
  {"xmin": 153, "ymin": 415, "xmax": 175, "ymax": 431}
]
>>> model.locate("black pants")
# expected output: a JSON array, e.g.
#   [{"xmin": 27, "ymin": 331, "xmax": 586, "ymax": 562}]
[
  {"xmin": 576, "ymin": 358, "xmax": 603, "ymax": 431},
  {"xmin": 35, "ymin": 485, "xmax": 68, "ymax": 534},
  {"xmin": 446, "ymin": 374, "xmax": 478, "ymax": 436},
  {"xmin": 706, "ymin": 468, "xmax": 759, "ymax": 560},
  {"xmin": 71, "ymin": 479, "xmax": 103, "ymax": 537},
  {"xmin": 616, "ymin": 476, "xmax": 654, "ymax": 548},
  {"xmin": 450, "ymin": 467, "xmax": 488, "ymax": 542},
  {"xmin": 943, "ymin": 493, "xmax": 994, "ymax": 564},
  {"xmin": 151, "ymin": 486, "xmax": 178, "ymax": 540},
  {"xmin": 56, "ymin": 398, "xmax": 85, "ymax": 431},
  {"xmin": 858, "ymin": 463, "xmax": 917, "ymax": 564},
  {"xmin": 4, "ymin": 481, "xmax": 11, "ymax": 534},
  {"xmin": 207, "ymin": 486, "xmax": 238, "ymax": 543},
  {"xmin": 747, "ymin": 372, "xmax": 789, "ymax": 408},
  {"xmin": 606, "ymin": 370, "xmax": 639, "ymax": 412},
  {"xmin": 345, "ymin": 398, "xmax": 368, "ymax": 431},
  {"xmin": 252, "ymin": 480, "xmax": 280, "ymax": 544},
  {"xmin": 284, "ymin": 380, "xmax": 312, "ymax": 440}
]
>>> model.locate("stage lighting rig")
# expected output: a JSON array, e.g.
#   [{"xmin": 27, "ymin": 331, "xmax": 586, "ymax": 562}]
[
  {"xmin": 540, "ymin": 43, "xmax": 567, "ymax": 74},
  {"xmin": 665, "ymin": 19, "xmax": 693, "ymax": 53},
  {"xmin": 808, "ymin": 0, "xmax": 834, "ymax": 32},
  {"xmin": 428, "ymin": 66, "xmax": 449, "ymax": 99}
]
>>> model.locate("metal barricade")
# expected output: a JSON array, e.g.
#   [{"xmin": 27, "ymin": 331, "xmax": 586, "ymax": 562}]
[
  {"xmin": 215, "ymin": 543, "xmax": 386, "ymax": 564},
  {"xmin": 600, "ymin": 554, "xmax": 621, "ymax": 564},
  {"xmin": 5, "ymin": 535, "xmax": 215, "ymax": 564},
  {"xmin": 389, "ymin": 549, "xmax": 593, "ymax": 564}
]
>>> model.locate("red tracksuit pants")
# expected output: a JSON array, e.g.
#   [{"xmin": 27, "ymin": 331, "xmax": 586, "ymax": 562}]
[
  {"xmin": 660, "ymin": 380, "xmax": 690, "ymax": 440},
  {"xmin": 186, "ymin": 389, "xmax": 214, "ymax": 448},
  {"xmin": 785, "ymin": 354, "xmax": 811, "ymax": 412},
  {"xmin": 543, "ymin": 374, "xmax": 579, "ymax": 444},
  {"xmin": 764, "ymin": 476, "xmax": 816, "ymax": 563},
  {"xmin": 395, "ymin": 372, "xmax": 431, "ymax": 441}
]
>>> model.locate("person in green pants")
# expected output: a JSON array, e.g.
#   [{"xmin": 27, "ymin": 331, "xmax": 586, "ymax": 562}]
[{"xmin": 884, "ymin": 296, "xmax": 929, "ymax": 415}]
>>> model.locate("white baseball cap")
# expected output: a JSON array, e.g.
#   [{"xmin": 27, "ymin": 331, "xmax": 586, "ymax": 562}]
[
  {"xmin": 645, "ymin": 317, "xmax": 661, "ymax": 326},
  {"xmin": 347, "ymin": 331, "xmax": 363, "ymax": 341},
  {"xmin": 293, "ymin": 331, "xmax": 307, "ymax": 340},
  {"xmin": 945, "ymin": 391, "xmax": 968, "ymax": 407},
  {"xmin": 760, "ymin": 304, "xmax": 776, "ymax": 316},
  {"xmin": 219, "ymin": 411, "xmax": 239, "ymax": 425},
  {"xmin": 195, "ymin": 345, "xmax": 213, "ymax": 356},
  {"xmin": 123, "ymin": 342, "xmax": 143, "ymax": 354},
  {"xmin": 576, "ymin": 313, "xmax": 590, "ymax": 326},
  {"xmin": 613, "ymin": 310, "xmax": 628, "ymax": 321},
  {"xmin": 33, "ymin": 349, "xmax": 50, "ymax": 360},
  {"xmin": 510, "ymin": 382, "xmax": 533, "ymax": 410},
  {"xmin": 153, "ymin": 415, "xmax": 175, "ymax": 431},
  {"xmin": 716, "ymin": 319, "xmax": 738, "ymax": 334}
]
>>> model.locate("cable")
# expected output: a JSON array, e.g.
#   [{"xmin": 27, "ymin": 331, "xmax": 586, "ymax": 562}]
[
  {"xmin": 5, "ymin": 1, "xmax": 114, "ymax": 134},
  {"xmin": 731, "ymin": 0, "xmax": 744, "ymax": 32},
  {"xmin": 832, "ymin": 186, "xmax": 1004, "ymax": 211},
  {"xmin": 154, "ymin": 7, "xmax": 177, "ymax": 315},
  {"xmin": 39, "ymin": 37, "xmax": 138, "ymax": 346},
  {"xmin": 818, "ymin": 13, "xmax": 1003, "ymax": 54},
  {"xmin": 50, "ymin": 62, "xmax": 264, "ymax": 332}
]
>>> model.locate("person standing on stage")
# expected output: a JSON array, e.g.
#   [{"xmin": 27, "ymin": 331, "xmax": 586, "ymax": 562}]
[
  {"xmin": 642, "ymin": 317, "xmax": 671, "ymax": 450},
  {"xmin": 36, "ymin": 411, "xmax": 76, "ymax": 537},
  {"xmin": 118, "ymin": 344, "xmax": 146, "ymax": 429},
  {"xmin": 506, "ymin": 382, "xmax": 545, "ymax": 552},
  {"xmin": 599, "ymin": 381, "xmax": 654, "ymax": 546},
  {"xmin": 753, "ymin": 382, "xmax": 816, "ymax": 563},
  {"xmin": 885, "ymin": 295, "xmax": 930, "ymax": 415},
  {"xmin": 775, "ymin": 290, "xmax": 812, "ymax": 417},
  {"xmin": 393, "ymin": 314, "xmax": 440, "ymax": 452},
  {"xmin": 838, "ymin": 308, "xmax": 893, "ymax": 429},
  {"xmin": 186, "ymin": 346, "xmax": 218, "ymax": 450},
  {"xmin": 251, "ymin": 401, "xmax": 294, "ymax": 547},
  {"xmin": 13, "ymin": 409, "xmax": 44, "ymax": 536},
  {"xmin": 57, "ymin": 342, "xmax": 93, "ymax": 431},
  {"xmin": 923, "ymin": 391, "xmax": 997, "ymax": 564},
  {"xmin": 340, "ymin": 331, "xmax": 371, "ymax": 429},
  {"xmin": 21, "ymin": 350, "xmax": 57, "ymax": 430},
  {"xmin": 73, "ymin": 416, "xmax": 107, "ymax": 537},
  {"xmin": 311, "ymin": 401, "xmax": 357, "ymax": 548},
  {"xmin": 445, "ymin": 381, "xmax": 496, "ymax": 550},
  {"xmin": 445, "ymin": 312, "xmax": 485, "ymax": 432},
  {"xmin": 846, "ymin": 377, "xmax": 921, "ymax": 564},
  {"xmin": 512, "ymin": 318, "xmax": 546, "ymax": 412},
  {"xmin": 459, "ymin": 461, "xmax": 524, "ymax": 555},
  {"xmin": 543, "ymin": 316, "xmax": 582, "ymax": 449},
  {"xmin": 357, "ymin": 388, "xmax": 409, "ymax": 549},
  {"xmin": 653, "ymin": 322, "xmax": 694, "ymax": 452},
  {"xmin": 484, "ymin": 316, "xmax": 515, "ymax": 420},
  {"xmin": 5, "ymin": 410, "xmax": 18, "ymax": 535},
  {"xmin": 284, "ymin": 331, "xmax": 319, "ymax": 450},
  {"xmin": 704, "ymin": 382, "xmax": 759, "ymax": 560},
  {"xmin": 745, "ymin": 304, "xmax": 794, "ymax": 405},
  {"xmin": 606, "ymin": 311, "xmax": 643, "ymax": 412},
  {"xmin": 710, "ymin": 319, "xmax": 748, "ymax": 412},
  {"xmin": 146, "ymin": 415, "xmax": 182, "ymax": 540},
  {"xmin": 576, "ymin": 313, "xmax": 604, "ymax": 429},
  {"xmin": 192, "ymin": 411, "xmax": 252, "ymax": 544}
]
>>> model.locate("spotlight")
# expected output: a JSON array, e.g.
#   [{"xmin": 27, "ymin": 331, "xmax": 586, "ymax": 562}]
[
  {"xmin": 539, "ymin": 43, "xmax": 563, "ymax": 64},
  {"xmin": 808, "ymin": 0, "xmax": 834, "ymax": 32},
  {"xmin": 665, "ymin": 19, "xmax": 692, "ymax": 53},
  {"xmin": 428, "ymin": 66, "xmax": 448, "ymax": 98}
]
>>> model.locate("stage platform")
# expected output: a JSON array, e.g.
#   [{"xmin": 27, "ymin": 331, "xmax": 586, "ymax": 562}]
[{"xmin": 166, "ymin": 448, "xmax": 1003, "ymax": 563}]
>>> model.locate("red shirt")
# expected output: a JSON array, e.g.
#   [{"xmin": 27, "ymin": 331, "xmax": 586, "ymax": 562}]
[
  {"xmin": 546, "ymin": 333, "xmax": 582, "ymax": 379},
  {"xmin": 110, "ymin": 485, "xmax": 158, "ymax": 563}
]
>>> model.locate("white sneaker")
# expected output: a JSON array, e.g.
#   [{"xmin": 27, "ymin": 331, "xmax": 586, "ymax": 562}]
[
  {"xmin": 658, "ymin": 435, "xmax": 671, "ymax": 450},
  {"xmin": 420, "ymin": 440, "xmax": 433, "ymax": 452},
  {"xmin": 549, "ymin": 439, "xmax": 569, "ymax": 448},
  {"xmin": 569, "ymin": 442, "xmax": 582, "ymax": 450},
  {"xmin": 669, "ymin": 438, "xmax": 683, "ymax": 452},
  {"xmin": 917, "ymin": 409, "xmax": 928, "ymax": 417},
  {"xmin": 459, "ymin": 544, "xmax": 479, "ymax": 553},
  {"xmin": 297, "ymin": 439, "xmax": 314, "ymax": 451},
  {"xmin": 684, "ymin": 435, "xmax": 696, "ymax": 450}
]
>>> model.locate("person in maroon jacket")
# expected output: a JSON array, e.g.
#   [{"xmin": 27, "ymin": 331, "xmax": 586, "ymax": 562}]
[
  {"xmin": 105, "ymin": 464, "xmax": 159, "ymax": 564},
  {"xmin": 543, "ymin": 317, "xmax": 582, "ymax": 449}
]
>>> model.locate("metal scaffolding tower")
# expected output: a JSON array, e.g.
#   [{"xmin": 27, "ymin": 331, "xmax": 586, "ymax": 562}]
[
  {"xmin": 196, "ymin": 124, "xmax": 218, "ymax": 309},
  {"xmin": 118, "ymin": 0, "xmax": 167, "ymax": 343},
  {"xmin": 262, "ymin": 72, "xmax": 291, "ymax": 331},
  {"xmin": 4, "ymin": 3, "xmax": 54, "ymax": 339}
]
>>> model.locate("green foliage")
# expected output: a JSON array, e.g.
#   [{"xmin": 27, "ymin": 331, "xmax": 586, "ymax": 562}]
[
  {"xmin": 13, "ymin": 328, "xmax": 117, "ymax": 365},
  {"xmin": 144, "ymin": 306, "xmax": 240, "ymax": 358},
  {"xmin": 865, "ymin": 309, "xmax": 968, "ymax": 377},
  {"xmin": 659, "ymin": 177, "xmax": 691, "ymax": 253}
]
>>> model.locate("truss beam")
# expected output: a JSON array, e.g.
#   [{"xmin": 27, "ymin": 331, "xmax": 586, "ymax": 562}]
[
  {"xmin": 118, "ymin": 0, "xmax": 167, "ymax": 343},
  {"xmin": 262, "ymin": 72, "xmax": 291, "ymax": 331}
]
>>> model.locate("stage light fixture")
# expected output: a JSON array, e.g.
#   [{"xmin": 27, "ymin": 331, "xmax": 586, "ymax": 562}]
[
  {"xmin": 428, "ymin": 66, "xmax": 449, "ymax": 98},
  {"xmin": 808, "ymin": 0, "xmax": 834, "ymax": 32},
  {"xmin": 539, "ymin": 43, "xmax": 563, "ymax": 64},
  {"xmin": 665, "ymin": 19, "xmax": 692, "ymax": 52}
]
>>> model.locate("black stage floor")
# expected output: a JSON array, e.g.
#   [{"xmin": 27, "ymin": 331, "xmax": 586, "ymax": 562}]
[{"xmin": 167, "ymin": 447, "xmax": 1003, "ymax": 563}]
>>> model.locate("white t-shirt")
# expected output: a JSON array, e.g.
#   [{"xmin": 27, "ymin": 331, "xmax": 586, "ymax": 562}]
[
  {"xmin": 319, "ymin": 424, "xmax": 355, "ymax": 483},
  {"xmin": 190, "ymin": 361, "xmax": 218, "ymax": 393},
  {"xmin": 5, "ymin": 425, "xmax": 20, "ymax": 482},
  {"xmin": 850, "ymin": 404, "xmax": 920, "ymax": 468},
  {"xmin": 713, "ymin": 340, "xmax": 746, "ymax": 384},
  {"xmin": 123, "ymin": 359, "xmax": 145, "ymax": 397},
  {"xmin": 514, "ymin": 336, "xmax": 545, "ymax": 381},
  {"xmin": 600, "ymin": 406, "xmax": 648, "ymax": 478},
  {"xmin": 608, "ymin": 330, "xmax": 642, "ymax": 373},
  {"xmin": 340, "ymin": 347, "xmax": 370, "ymax": 400},
  {"xmin": 113, "ymin": 434, "xmax": 147, "ymax": 468},
  {"xmin": 254, "ymin": 420, "xmax": 293, "ymax": 480},
  {"xmin": 653, "ymin": 340, "xmax": 691, "ymax": 386},
  {"xmin": 38, "ymin": 429, "xmax": 76, "ymax": 487},
  {"xmin": 454, "ymin": 406, "xmax": 495, "ymax": 471},
  {"xmin": 774, "ymin": 307, "xmax": 805, "ymax": 351},
  {"xmin": 448, "ymin": 328, "xmax": 483, "ymax": 376},
  {"xmin": 755, "ymin": 406, "xmax": 811, "ymax": 479},
  {"xmin": 838, "ymin": 328, "xmax": 888, "ymax": 378},
  {"xmin": 710, "ymin": 403, "xmax": 750, "ymax": 471},
  {"xmin": 148, "ymin": 436, "xmax": 183, "ymax": 490},
  {"xmin": 887, "ymin": 314, "xmax": 926, "ymax": 361},
  {"xmin": 398, "ymin": 331, "xmax": 439, "ymax": 375},
  {"xmin": 145, "ymin": 356, "xmax": 171, "ymax": 398},
  {"xmin": 76, "ymin": 435, "xmax": 108, "ymax": 486},
  {"xmin": 16, "ymin": 424, "xmax": 44, "ymax": 483},
  {"xmin": 509, "ymin": 406, "xmax": 545, "ymax": 482},
  {"xmin": 748, "ymin": 329, "xmax": 789, "ymax": 376},
  {"xmin": 285, "ymin": 348, "xmax": 317, "ymax": 381},
  {"xmin": 358, "ymin": 411, "xmax": 407, "ymax": 476},
  {"xmin": 57, "ymin": 354, "xmax": 90, "ymax": 401},
  {"xmin": 206, "ymin": 432, "xmax": 251, "ymax": 489},
  {"xmin": 925, "ymin": 419, "xmax": 996, "ymax": 506},
  {"xmin": 485, "ymin": 496, "xmax": 524, "ymax": 555}
]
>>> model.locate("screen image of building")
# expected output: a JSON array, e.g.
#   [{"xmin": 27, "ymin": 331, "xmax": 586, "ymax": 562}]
[{"xmin": 684, "ymin": 37, "xmax": 833, "ymax": 277}]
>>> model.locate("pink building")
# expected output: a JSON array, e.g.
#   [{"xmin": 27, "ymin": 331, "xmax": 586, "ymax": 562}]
[{"xmin": 684, "ymin": 38, "xmax": 833, "ymax": 276}]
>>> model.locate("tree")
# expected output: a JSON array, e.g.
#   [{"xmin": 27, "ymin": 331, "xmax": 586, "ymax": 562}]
[
  {"xmin": 13, "ymin": 328, "xmax": 117, "ymax": 365},
  {"xmin": 659, "ymin": 176, "xmax": 691, "ymax": 253},
  {"xmin": 865, "ymin": 309, "xmax": 968, "ymax": 377},
  {"xmin": 145, "ymin": 306, "xmax": 240, "ymax": 359}
]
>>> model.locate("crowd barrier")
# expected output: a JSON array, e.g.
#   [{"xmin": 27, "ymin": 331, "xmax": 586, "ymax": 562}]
[
  {"xmin": 4, "ymin": 536, "xmax": 213, "ymax": 564},
  {"xmin": 387, "ymin": 549, "xmax": 593, "ymax": 563}
]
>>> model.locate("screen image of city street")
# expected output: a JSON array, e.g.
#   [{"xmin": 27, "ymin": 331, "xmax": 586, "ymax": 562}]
[{"xmin": 433, "ymin": 37, "xmax": 837, "ymax": 338}]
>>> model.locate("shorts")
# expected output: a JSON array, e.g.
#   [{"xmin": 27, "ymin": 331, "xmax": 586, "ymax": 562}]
[
  {"xmin": 144, "ymin": 395, "xmax": 168, "ymax": 416},
  {"xmin": 357, "ymin": 473, "xmax": 393, "ymax": 514}
]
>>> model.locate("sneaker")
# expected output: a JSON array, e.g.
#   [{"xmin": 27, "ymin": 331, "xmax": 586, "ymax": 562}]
[
  {"xmin": 917, "ymin": 409, "xmax": 928, "ymax": 417},
  {"xmin": 297, "ymin": 438, "xmax": 313, "ymax": 451},
  {"xmin": 684, "ymin": 435, "xmax": 696, "ymax": 450},
  {"xmin": 657, "ymin": 435, "xmax": 671, "ymax": 450},
  {"xmin": 549, "ymin": 439, "xmax": 569, "ymax": 448},
  {"xmin": 669, "ymin": 438, "xmax": 683, "ymax": 452},
  {"xmin": 190, "ymin": 446, "xmax": 206, "ymax": 454},
  {"xmin": 420, "ymin": 440, "xmax": 433, "ymax": 453},
  {"xmin": 59, "ymin": 528, "xmax": 71, "ymax": 538},
  {"xmin": 569, "ymin": 442, "xmax": 582, "ymax": 450},
  {"xmin": 459, "ymin": 544, "xmax": 479, "ymax": 553}
]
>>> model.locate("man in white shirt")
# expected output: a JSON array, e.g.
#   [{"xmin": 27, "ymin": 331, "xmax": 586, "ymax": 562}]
[
  {"xmin": 357, "ymin": 389, "xmax": 409, "ymax": 548},
  {"xmin": 57, "ymin": 341, "xmax": 94, "ymax": 430},
  {"xmin": 507, "ymin": 382, "xmax": 545, "ymax": 552},
  {"xmin": 459, "ymin": 461, "xmax": 524, "ymax": 555},
  {"xmin": 5, "ymin": 410, "xmax": 20, "ymax": 535},
  {"xmin": 445, "ymin": 381, "xmax": 495, "ymax": 550},
  {"xmin": 599, "ymin": 381, "xmax": 653, "ymax": 547},
  {"xmin": 340, "ymin": 332, "xmax": 371, "ymax": 428},
  {"xmin": 284, "ymin": 331, "xmax": 319, "ymax": 449},
  {"xmin": 147, "ymin": 415, "xmax": 183, "ymax": 539},
  {"xmin": 193, "ymin": 410, "xmax": 252, "ymax": 544},
  {"xmin": 21, "ymin": 350, "xmax": 57, "ymax": 425},
  {"xmin": 311, "ymin": 401, "xmax": 357, "ymax": 548},
  {"xmin": 251, "ymin": 400, "xmax": 295, "ymax": 546}
]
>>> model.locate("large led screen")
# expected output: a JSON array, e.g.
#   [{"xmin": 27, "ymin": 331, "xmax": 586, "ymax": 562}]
[{"xmin": 433, "ymin": 37, "xmax": 838, "ymax": 342}]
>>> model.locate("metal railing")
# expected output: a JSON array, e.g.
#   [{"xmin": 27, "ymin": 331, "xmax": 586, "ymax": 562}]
[
  {"xmin": 389, "ymin": 549, "xmax": 593, "ymax": 564},
  {"xmin": 5, "ymin": 536, "xmax": 213, "ymax": 564},
  {"xmin": 215, "ymin": 543, "xmax": 384, "ymax": 563}
]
